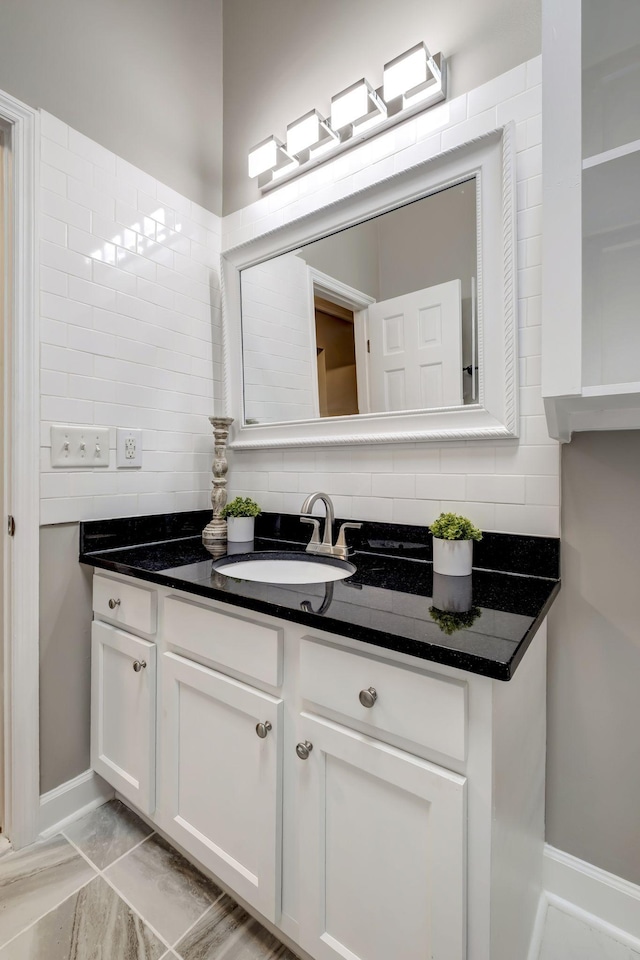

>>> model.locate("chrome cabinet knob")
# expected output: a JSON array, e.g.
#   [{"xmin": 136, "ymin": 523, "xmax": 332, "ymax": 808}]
[
  {"xmin": 132, "ymin": 660, "xmax": 146, "ymax": 672},
  {"xmin": 256, "ymin": 721, "xmax": 272, "ymax": 739},
  {"xmin": 296, "ymin": 740, "xmax": 313, "ymax": 760},
  {"xmin": 108, "ymin": 598, "xmax": 121, "ymax": 609},
  {"xmin": 359, "ymin": 686, "xmax": 378, "ymax": 708}
]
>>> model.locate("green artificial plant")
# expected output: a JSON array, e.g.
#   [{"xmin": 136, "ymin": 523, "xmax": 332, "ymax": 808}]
[
  {"xmin": 429, "ymin": 512, "xmax": 483, "ymax": 542},
  {"xmin": 221, "ymin": 496, "xmax": 262, "ymax": 519}
]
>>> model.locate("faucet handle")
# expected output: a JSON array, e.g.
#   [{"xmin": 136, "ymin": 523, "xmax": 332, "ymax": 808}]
[
  {"xmin": 300, "ymin": 516, "xmax": 321, "ymax": 547},
  {"xmin": 335, "ymin": 521, "xmax": 363, "ymax": 557}
]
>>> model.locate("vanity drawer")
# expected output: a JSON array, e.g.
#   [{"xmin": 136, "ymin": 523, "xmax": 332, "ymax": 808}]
[
  {"xmin": 163, "ymin": 596, "xmax": 283, "ymax": 687},
  {"xmin": 299, "ymin": 638, "xmax": 467, "ymax": 761},
  {"xmin": 93, "ymin": 575, "xmax": 157, "ymax": 635}
]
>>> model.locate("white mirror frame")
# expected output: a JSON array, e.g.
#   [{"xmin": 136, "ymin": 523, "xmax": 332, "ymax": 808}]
[{"xmin": 222, "ymin": 122, "xmax": 517, "ymax": 449}]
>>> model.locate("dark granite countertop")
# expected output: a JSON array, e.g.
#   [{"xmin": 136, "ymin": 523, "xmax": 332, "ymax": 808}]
[{"xmin": 80, "ymin": 510, "xmax": 560, "ymax": 681}]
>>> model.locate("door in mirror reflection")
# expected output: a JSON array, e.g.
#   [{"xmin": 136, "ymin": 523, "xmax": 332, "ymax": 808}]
[{"xmin": 367, "ymin": 279, "xmax": 463, "ymax": 412}]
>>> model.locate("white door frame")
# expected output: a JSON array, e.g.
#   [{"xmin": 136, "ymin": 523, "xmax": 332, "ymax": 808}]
[
  {"xmin": 306, "ymin": 267, "xmax": 376, "ymax": 416},
  {"xmin": 1, "ymin": 89, "xmax": 40, "ymax": 849}
]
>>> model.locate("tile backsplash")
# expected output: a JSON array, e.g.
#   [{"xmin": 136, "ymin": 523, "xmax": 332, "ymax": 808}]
[
  {"xmin": 223, "ymin": 56, "xmax": 559, "ymax": 538},
  {"xmin": 39, "ymin": 111, "xmax": 222, "ymax": 525}
]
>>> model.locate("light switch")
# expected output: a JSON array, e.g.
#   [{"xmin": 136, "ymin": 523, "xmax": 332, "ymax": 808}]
[{"xmin": 50, "ymin": 425, "xmax": 110, "ymax": 467}]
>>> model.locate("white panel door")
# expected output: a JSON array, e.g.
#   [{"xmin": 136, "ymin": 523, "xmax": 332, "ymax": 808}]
[
  {"xmin": 296, "ymin": 713, "xmax": 466, "ymax": 960},
  {"xmin": 160, "ymin": 652, "xmax": 283, "ymax": 922},
  {"xmin": 91, "ymin": 621, "xmax": 156, "ymax": 814},
  {"xmin": 367, "ymin": 279, "xmax": 463, "ymax": 411}
]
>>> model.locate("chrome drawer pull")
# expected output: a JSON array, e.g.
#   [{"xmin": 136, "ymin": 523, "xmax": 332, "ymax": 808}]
[
  {"xmin": 108, "ymin": 598, "xmax": 121, "ymax": 609},
  {"xmin": 132, "ymin": 660, "xmax": 147, "ymax": 672},
  {"xmin": 256, "ymin": 721, "xmax": 272, "ymax": 739},
  {"xmin": 296, "ymin": 741, "xmax": 313, "ymax": 760},
  {"xmin": 359, "ymin": 687, "xmax": 378, "ymax": 708}
]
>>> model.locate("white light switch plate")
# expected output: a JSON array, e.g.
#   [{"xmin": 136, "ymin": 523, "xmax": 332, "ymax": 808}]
[
  {"xmin": 50, "ymin": 425, "xmax": 110, "ymax": 467},
  {"xmin": 116, "ymin": 428, "xmax": 143, "ymax": 468}
]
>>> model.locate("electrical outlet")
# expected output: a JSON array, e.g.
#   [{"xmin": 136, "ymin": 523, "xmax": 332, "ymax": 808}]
[
  {"xmin": 116, "ymin": 428, "xmax": 142, "ymax": 468},
  {"xmin": 50, "ymin": 425, "xmax": 110, "ymax": 467}
]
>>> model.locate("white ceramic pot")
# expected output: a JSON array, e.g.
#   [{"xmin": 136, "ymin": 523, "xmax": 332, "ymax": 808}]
[
  {"xmin": 432, "ymin": 572, "xmax": 473, "ymax": 612},
  {"xmin": 432, "ymin": 537, "xmax": 473, "ymax": 577},
  {"xmin": 226, "ymin": 516, "xmax": 255, "ymax": 543}
]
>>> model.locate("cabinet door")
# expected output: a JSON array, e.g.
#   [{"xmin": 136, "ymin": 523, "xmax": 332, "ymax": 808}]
[
  {"xmin": 91, "ymin": 621, "xmax": 156, "ymax": 814},
  {"xmin": 160, "ymin": 652, "xmax": 283, "ymax": 922},
  {"xmin": 296, "ymin": 713, "xmax": 466, "ymax": 960}
]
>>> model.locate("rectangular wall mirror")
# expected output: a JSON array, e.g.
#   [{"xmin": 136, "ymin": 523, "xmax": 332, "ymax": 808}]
[{"xmin": 222, "ymin": 123, "xmax": 518, "ymax": 448}]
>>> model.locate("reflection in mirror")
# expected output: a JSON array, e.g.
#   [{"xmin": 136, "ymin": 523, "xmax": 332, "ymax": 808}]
[{"xmin": 240, "ymin": 178, "xmax": 477, "ymax": 426}]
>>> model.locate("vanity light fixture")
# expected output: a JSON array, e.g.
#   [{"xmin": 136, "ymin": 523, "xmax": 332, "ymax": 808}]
[
  {"xmin": 247, "ymin": 135, "xmax": 297, "ymax": 179},
  {"xmin": 286, "ymin": 109, "xmax": 339, "ymax": 159},
  {"xmin": 383, "ymin": 41, "xmax": 444, "ymax": 109},
  {"xmin": 248, "ymin": 40, "xmax": 447, "ymax": 191},
  {"xmin": 330, "ymin": 78, "xmax": 386, "ymax": 133}
]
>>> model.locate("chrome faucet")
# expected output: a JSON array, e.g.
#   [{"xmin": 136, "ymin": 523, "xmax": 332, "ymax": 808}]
[{"xmin": 300, "ymin": 492, "xmax": 362, "ymax": 560}]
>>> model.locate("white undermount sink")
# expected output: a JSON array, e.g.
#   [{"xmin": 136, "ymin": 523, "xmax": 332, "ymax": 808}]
[{"xmin": 212, "ymin": 551, "xmax": 356, "ymax": 584}]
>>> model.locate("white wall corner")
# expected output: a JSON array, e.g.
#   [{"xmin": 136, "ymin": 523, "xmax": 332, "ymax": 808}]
[{"xmin": 39, "ymin": 769, "xmax": 114, "ymax": 837}]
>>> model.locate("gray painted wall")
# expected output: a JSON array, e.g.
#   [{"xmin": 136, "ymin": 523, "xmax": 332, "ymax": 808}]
[
  {"xmin": 547, "ymin": 432, "xmax": 640, "ymax": 886},
  {"xmin": 301, "ymin": 219, "xmax": 381, "ymax": 300},
  {"xmin": 376, "ymin": 182, "xmax": 476, "ymax": 301},
  {"xmin": 299, "ymin": 179, "xmax": 476, "ymax": 302},
  {"xmin": 39, "ymin": 523, "xmax": 93, "ymax": 794},
  {"xmin": 222, "ymin": 0, "xmax": 540, "ymax": 212},
  {"xmin": 0, "ymin": 0, "xmax": 223, "ymax": 213}
]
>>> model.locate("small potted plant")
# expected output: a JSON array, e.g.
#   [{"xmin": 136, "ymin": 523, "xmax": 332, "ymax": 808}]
[
  {"xmin": 429, "ymin": 512, "xmax": 482, "ymax": 577},
  {"xmin": 221, "ymin": 496, "xmax": 261, "ymax": 543}
]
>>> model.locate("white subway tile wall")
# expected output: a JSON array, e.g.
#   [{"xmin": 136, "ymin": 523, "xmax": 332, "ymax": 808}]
[
  {"xmin": 39, "ymin": 111, "xmax": 222, "ymax": 525},
  {"xmin": 242, "ymin": 254, "xmax": 316, "ymax": 423},
  {"xmin": 223, "ymin": 56, "xmax": 560, "ymax": 538}
]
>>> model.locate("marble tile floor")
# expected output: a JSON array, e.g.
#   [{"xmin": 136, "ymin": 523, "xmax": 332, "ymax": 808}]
[{"xmin": 0, "ymin": 800, "xmax": 300, "ymax": 960}]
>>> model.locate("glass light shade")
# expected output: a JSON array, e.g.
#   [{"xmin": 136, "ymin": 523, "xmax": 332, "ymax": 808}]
[
  {"xmin": 383, "ymin": 42, "xmax": 431, "ymax": 101},
  {"xmin": 248, "ymin": 138, "xmax": 278, "ymax": 178},
  {"xmin": 248, "ymin": 136, "xmax": 288, "ymax": 178},
  {"xmin": 330, "ymin": 79, "xmax": 384, "ymax": 131},
  {"xmin": 286, "ymin": 110, "xmax": 336, "ymax": 156}
]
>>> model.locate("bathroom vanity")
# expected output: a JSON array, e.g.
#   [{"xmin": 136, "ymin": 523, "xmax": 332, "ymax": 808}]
[{"xmin": 81, "ymin": 510, "xmax": 559, "ymax": 960}]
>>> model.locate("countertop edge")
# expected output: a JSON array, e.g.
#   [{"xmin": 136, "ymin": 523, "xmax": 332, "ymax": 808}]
[{"xmin": 81, "ymin": 551, "xmax": 560, "ymax": 682}]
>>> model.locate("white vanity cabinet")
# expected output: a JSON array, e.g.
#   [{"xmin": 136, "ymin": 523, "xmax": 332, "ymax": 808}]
[
  {"xmin": 294, "ymin": 638, "xmax": 467, "ymax": 960},
  {"xmin": 295, "ymin": 714, "xmax": 466, "ymax": 960},
  {"xmin": 159, "ymin": 651, "xmax": 283, "ymax": 921},
  {"xmin": 157, "ymin": 595, "xmax": 284, "ymax": 919},
  {"xmin": 90, "ymin": 570, "xmax": 547, "ymax": 960},
  {"xmin": 91, "ymin": 579, "xmax": 157, "ymax": 815},
  {"xmin": 542, "ymin": 0, "xmax": 640, "ymax": 439}
]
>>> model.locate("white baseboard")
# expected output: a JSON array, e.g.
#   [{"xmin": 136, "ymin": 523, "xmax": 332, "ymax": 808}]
[
  {"xmin": 542, "ymin": 844, "xmax": 640, "ymax": 951},
  {"xmin": 39, "ymin": 769, "xmax": 114, "ymax": 837}
]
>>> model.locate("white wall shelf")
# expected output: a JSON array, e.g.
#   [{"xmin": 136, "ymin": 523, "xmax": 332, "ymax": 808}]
[
  {"xmin": 542, "ymin": 0, "xmax": 640, "ymax": 441},
  {"xmin": 582, "ymin": 382, "xmax": 640, "ymax": 398},
  {"xmin": 583, "ymin": 138, "xmax": 640, "ymax": 171}
]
